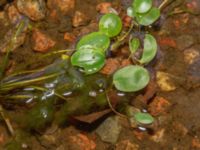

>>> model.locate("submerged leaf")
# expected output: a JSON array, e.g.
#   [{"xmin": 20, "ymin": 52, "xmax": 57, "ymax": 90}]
[
  {"xmin": 139, "ymin": 34, "xmax": 157, "ymax": 64},
  {"xmin": 71, "ymin": 47, "xmax": 105, "ymax": 74},
  {"xmin": 129, "ymin": 38, "xmax": 140, "ymax": 53},
  {"xmin": 113, "ymin": 65, "xmax": 150, "ymax": 92},
  {"xmin": 133, "ymin": 0, "xmax": 152, "ymax": 13},
  {"xmin": 136, "ymin": 7, "xmax": 160, "ymax": 26},
  {"xmin": 134, "ymin": 112, "xmax": 154, "ymax": 124},
  {"xmin": 99, "ymin": 13, "xmax": 122, "ymax": 37},
  {"xmin": 76, "ymin": 32, "xmax": 110, "ymax": 52}
]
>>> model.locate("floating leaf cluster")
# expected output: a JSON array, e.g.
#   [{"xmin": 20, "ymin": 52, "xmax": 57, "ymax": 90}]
[{"xmin": 71, "ymin": 0, "xmax": 161, "ymax": 93}]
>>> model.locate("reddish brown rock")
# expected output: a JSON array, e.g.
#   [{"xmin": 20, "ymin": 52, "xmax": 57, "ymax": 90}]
[
  {"xmin": 96, "ymin": 2, "xmax": 112, "ymax": 14},
  {"xmin": 192, "ymin": 137, "xmax": 200, "ymax": 149},
  {"xmin": 148, "ymin": 96, "xmax": 171, "ymax": 116},
  {"xmin": 72, "ymin": 11, "xmax": 89, "ymax": 27},
  {"xmin": 47, "ymin": 0, "xmax": 75, "ymax": 16},
  {"xmin": 32, "ymin": 29, "xmax": 56, "ymax": 52},
  {"xmin": 6, "ymin": 4, "xmax": 22, "ymax": 24},
  {"xmin": 17, "ymin": 0, "xmax": 46, "ymax": 21},
  {"xmin": 64, "ymin": 32, "xmax": 76, "ymax": 43}
]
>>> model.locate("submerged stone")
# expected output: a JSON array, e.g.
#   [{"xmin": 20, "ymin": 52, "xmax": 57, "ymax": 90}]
[{"xmin": 96, "ymin": 116, "xmax": 122, "ymax": 144}]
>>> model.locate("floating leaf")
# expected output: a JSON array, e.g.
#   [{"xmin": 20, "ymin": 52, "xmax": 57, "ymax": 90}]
[
  {"xmin": 134, "ymin": 112, "xmax": 154, "ymax": 124},
  {"xmin": 99, "ymin": 13, "xmax": 122, "ymax": 37},
  {"xmin": 133, "ymin": 0, "xmax": 152, "ymax": 13},
  {"xmin": 113, "ymin": 65, "xmax": 150, "ymax": 92},
  {"xmin": 136, "ymin": 7, "xmax": 160, "ymax": 26},
  {"xmin": 71, "ymin": 47, "xmax": 105, "ymax": 74},
  {"xmin": 129, "ymin": 38, "xmax": 140, "ymax": 53},
  {"xmin": 76, "ymin": 32, "xmax": 110, "ymax": 51},
  {"xmin": 139, "ymin": 34, "xmax": 157, "ymax": 64}
]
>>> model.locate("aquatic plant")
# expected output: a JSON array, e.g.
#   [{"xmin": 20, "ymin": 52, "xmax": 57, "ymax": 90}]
[
  {"xmin": 71, "ymin": 0, "xmax": 160, "ymax": 92},
  {"xmin": 0, "ymin": 0, "xmax": 162, "ymax": 131}
]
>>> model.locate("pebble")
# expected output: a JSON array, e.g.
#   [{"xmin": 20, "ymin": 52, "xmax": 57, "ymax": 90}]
[
  {"xmin": 72, "ymin": 11, "xmax": 89, "ymax": 27},
  {"xmin": 96, "ymin": 116, "xmax": 122, "ymax": 144},
  {"xmin": 17, "ymin": 0, "xmax": 46, "ymax": 21},
  {"xmin": 47, "ymin": 0, "xmax": 75, "ymax": 16},
  {"xmin": 96, "ymin": 2, "xmax": 112, "ymax": 14},
  {"xmin": 6, "ymin": 4, "xmax": 22, "ymax": 24},
  {"xmin": 156, "ymin": 71, "xmax": 176, "ymax": 92},
  {"xmin": 32, "ymin": 29, "xmax": 56, "ymax": 52},
  {"xmin": 148, "ymin": 96, "xmax": 171, "ymax": 116},
  {"xmin": 184, "ymin": 46, "xmax": 199, "ymax": 65},
  {"xmin": 150, "ymin": 128, "xmax": 165, "ymax": 143}
]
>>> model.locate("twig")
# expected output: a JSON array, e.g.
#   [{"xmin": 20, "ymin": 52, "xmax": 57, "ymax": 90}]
[{"xmin": 0, "ymin": 105, "xmax": 15, "ymax": 136}]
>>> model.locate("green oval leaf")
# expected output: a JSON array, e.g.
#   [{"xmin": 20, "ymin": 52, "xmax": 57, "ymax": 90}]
[
  {"xmin": 113, "ymin": 65, "xmax": 150, "ymax": 92},
  {"xmin": 99, "ymin": 13, "xmax": 122, "ymax": 37},
  {"xmin": 76, "ymin": 32, "xmax": 110, "ymax": 51},
  {"xmin": 129, "ymin": 38, "xmax": 140, "ymax": 53},
  {"xmin": 139, "ymin": 34, "xmax": 157, "ymax": 64},
  {"xmin": 134, "ymin": 112, "xmax": 154, "ymax": 124},
  {"xmin": 136, "ymin": 7, "xmax": 160, "ymax": 26},
  {"xmin": 133, "ymin": 0, "xmax": 152, "ymax": 13},
  {"xmin": 127, "ymin": 7, "xmax": 136, "ymax": 18},
  {"xmin": 71, "ymin": 47, "xmax": 105, "ymax": 74}
]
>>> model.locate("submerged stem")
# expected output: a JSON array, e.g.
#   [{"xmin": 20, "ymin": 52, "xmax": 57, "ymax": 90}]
[
  {"xmin": 29, "ymin": 86, "xmax": 69, "ymax": 101},
  {"xmin": 106, "ymin": 92, "xmax": 128, "ymax": 119},
  {"xmin": 0, "ymin": 73, "xmax": 61, "ymax": 92}
]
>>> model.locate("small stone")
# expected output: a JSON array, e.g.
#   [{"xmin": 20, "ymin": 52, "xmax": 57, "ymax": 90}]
[
  {"xmin": 156, "ymin": 71, "xmax": 176, "ymax": 91},
  {"xmin": 148, "ymin": 96, "xmax": 171, "ymax": 116},
  {"xmin": 184, "ymin": 47, "xmax": 199, "ymax": 65},
  {"xmin": 116, "ymin": 140, "xmax": 139, "ymax": 150},
  {"xmin": 192, "ymin": 137, "xmax": 200, "ymax": 149},
  {"xmin": 96, "ymin": 2, "xmax": 112, "ymax": 14},
  {"xmin": 150, "ymin": 128, "xmax": 165, "ymax": 143},
  {"xmin": 96, "ymin": 116, "xmax": 122, "ymax": 144},
  {"xmin": 6, "ymin": 4, "xmax": 23, "ymax": 24},
  {"xmin": 72, "ymin": 11, "xmax": 89, "ymax": 27},
  {"xmin": 17, "ymin": 0, "xmax": 46, "ymax": 21},
  {"xmin": 64, "ymin": 32, "xmax": 76, "ymax": 43},
  {"xmin": 47, "ymin": 0, "xmax": 75, "ymax": 16},
  {"xmin": 176, "ymin": 35, "xmax": 194, "ymax": 51},
  {"xmin": 32, "ymin": 29, "xmax": 56, "ymax": 52}
]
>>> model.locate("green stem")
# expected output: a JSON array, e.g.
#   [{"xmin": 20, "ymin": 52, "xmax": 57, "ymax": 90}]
[
  {"xmin": 29, "ymin": 86, "xmax": 69, "ymax": 101},
  {"xmin": 41, "ymin": 49, "xmax": 74, "ymax": 58},
  {"xmin": 111, "ymin": 21, "xmax": 134, "ymax": 51},
  {"xmin": 0, "ymin": 73, "xmax": 61, "ymax": 91}
]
